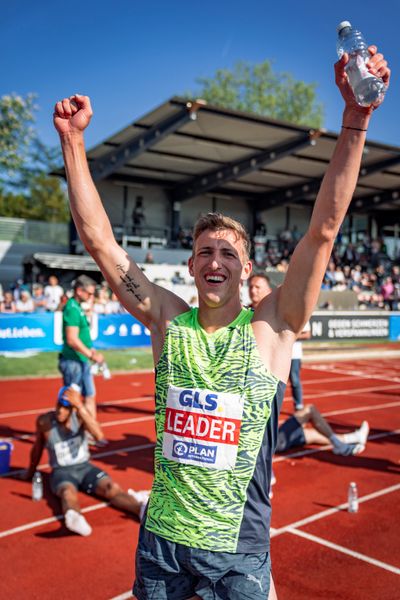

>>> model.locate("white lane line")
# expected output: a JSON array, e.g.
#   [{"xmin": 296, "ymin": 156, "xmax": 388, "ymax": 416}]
[
  {"xmin": 0, "ymin": 442, "xmax": 155, "ymax": 478},
  {"xmin": 286, "ymin": 527, "xmax": 400, "ymax": 575},
  {"xmin": 101, "ymin": 415, "xmax": 154, "ymax": 428},
  {"xmin": 0, "ymin": 501, "xmax": 108, "ymax": 539},
  {"xmin": 273, "ymin": 429, "xmax": 400, "ymax": 463},
  {"xmin": 1, "ymin": 413, "xmax": 156, "ymax": 443},
  {"xmin": 109, "ymin": 593, "xmax": 132, "ymax": 600},
  {"xmin": 323, "ymin": 401, "xmax": 400, "ymax": 417},
  {"xmin": 271, "ymin": 482, "xmax": 400, "ymax": 537},
  {"xmin": 0, "ymin": 396, "xmax": 153, "ymax": 419},
  {"xmin": 308, "ymin": 364, "xmax": 400, "ymax": 384},
  {"xmin": 301, "ymin": 383, "xmax": 400, "ymax": 401}
]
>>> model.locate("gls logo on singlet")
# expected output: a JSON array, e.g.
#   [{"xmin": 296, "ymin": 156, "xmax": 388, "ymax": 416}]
[{"xmin": 163, "ymin": 385, "xmax": 244, "ymax": 470}]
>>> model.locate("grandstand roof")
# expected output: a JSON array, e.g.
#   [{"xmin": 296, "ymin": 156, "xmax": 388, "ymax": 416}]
[{"xmin": 55, "ymin": 96, "xmax": 400, "ymax": 214}]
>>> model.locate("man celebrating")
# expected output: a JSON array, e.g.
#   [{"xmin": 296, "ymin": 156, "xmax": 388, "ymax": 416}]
[
  {"xmin": 53, "ymin": 47, "xmax": 389, "ymax": 600},
  {"xmin": 24, "ymin": 385, "xmax": 149, "ymax": 537}
]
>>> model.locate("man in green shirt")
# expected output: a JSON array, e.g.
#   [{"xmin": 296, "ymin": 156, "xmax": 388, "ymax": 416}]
[{"xmin": 59, "ymin": 275, "xmax": 104, "ymax": 419}]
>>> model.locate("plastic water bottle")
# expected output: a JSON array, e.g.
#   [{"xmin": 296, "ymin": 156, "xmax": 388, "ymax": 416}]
[
  {"xmin": 348, "ymin": 481, "xmax": 359, "ymax": 513},
  {"xmin": 101, "ymin": 362, "xmax": 111, "ymax": 380},
  {"xmin": 32, "ymin": 471, "xmax": 43, "ymax": 501},
  {"xmin": 336, "ymin": 21, "xmax": 386, "ymax": 107}
]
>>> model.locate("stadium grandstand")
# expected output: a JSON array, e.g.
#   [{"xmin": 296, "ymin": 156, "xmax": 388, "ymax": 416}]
[{"xmin": 1, "ymin": 97, "xmax": 399, "ymax": 325}]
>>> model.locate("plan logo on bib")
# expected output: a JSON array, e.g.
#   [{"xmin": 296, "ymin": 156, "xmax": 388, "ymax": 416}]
[{"xmin": 163, "ymin": 385, "xmax": 244, "ymax": 470}]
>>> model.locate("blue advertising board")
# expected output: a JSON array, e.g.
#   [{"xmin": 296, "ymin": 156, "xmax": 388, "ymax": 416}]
[
  {"xmin": 389, "ymin": 315, "xmax": 400, "ymax": 341},
  {"xmin": 0, "ymin": 313, "xmax": 151, "ymax": 353}
]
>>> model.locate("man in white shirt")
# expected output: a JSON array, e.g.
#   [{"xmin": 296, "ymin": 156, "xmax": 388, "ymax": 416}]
[{"xmin": 44, "ymin": 275, "xmax": 64, "ymax": 311}]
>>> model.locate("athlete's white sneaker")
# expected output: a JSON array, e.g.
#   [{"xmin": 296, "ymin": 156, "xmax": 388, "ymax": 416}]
[
  {"xmin": 65, "ymin": 509, "xmax": 92, "ymax": 536},
  {"xmin": 342, "ymin": 421, "xmax": 370, "ymax": 446},
  {"xmin": 128, "ymin": 489, "xmax": 150, "ymax": 521}
]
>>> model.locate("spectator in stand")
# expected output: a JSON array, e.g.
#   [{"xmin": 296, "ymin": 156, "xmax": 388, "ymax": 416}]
[
  {"xmin": 32, "ymin": 284, "xmax": 47, "ymax": 312},
  {"xmin": 16, "ymin": 289, "xmax": 34, "ymax": 313},
  {"xmin": 0, "ymin": 290, "xmax": 17, "ymax": 313},
  {"xmin": 171, "ymin": 271, "xmax": 185, "ymax": 285},
  {"xmin": 132, "ymin": 197, "xmax": 145, "ymax": 234},
  {"xmin": 12, "ymin": 279, "xmax": 27, "ymax": 302},
  {"xmin": 144, "ymin": 251, "xmax": 154, "ymax": 264},
  {"xmin": 45, "ymin": 275, "xmax": 64, "ymax": 312},
  {"xmin": 325, "ymin": 260, "xmax": 337, "ymax": 287},
  {"xmin": 381, "ymin": 276, "xmax": 394, "ymax": 310},
  {"xmin": 105, "ymin": 291, "xmax": 125, "ymax": 314},
  {"xmin": 341, "ymin": 242, "xmax": 359, "ymax": 266},
  {"xmin": 92, "ymin": 287, "xmax": 109, "ymax": 314},
  {"xmin": 279, "ymin": 226, "xmax": 292, "ymax": 252},
  {"xmin": 333, "ymin": 265, "xmax": 345, "ymax": 286}
]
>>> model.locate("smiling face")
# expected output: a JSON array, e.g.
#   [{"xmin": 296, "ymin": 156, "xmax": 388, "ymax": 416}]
[{"xmin": 188, "ymin": 228, "xmax": 252, "ymax": 310}]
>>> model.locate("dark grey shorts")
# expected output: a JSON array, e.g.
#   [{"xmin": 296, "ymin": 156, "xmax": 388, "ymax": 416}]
[
  {"xmin": 50, "ymin": 462, "xmax": 108, "ymax": 495},
  {"xmin": 276, "ymin": 415, "xmax": 306, "ymax": 452},
  {"xmin": 133, "ymin": 525, "xmax": 271, "ymax": 600}
]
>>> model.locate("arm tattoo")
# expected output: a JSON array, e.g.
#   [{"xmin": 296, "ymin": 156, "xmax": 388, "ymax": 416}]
[{"xmin": 116, "ymin": 263, "xmax": 143, "ymax": 302}]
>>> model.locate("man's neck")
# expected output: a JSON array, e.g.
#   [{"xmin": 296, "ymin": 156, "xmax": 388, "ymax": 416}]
[{"xmin": 197, "ymin": 299, "xmax": 243, "ymax": 333}]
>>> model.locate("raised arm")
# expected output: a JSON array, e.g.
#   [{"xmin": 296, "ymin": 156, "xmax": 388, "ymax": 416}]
[
  {"xmin": 64, "ymin": 387, "xmax": 104, "ymax": 441},
  {"xmin": 277, "ymin": 47, "xmax": 390, "ymax": 333},
  {"xmin": 53, "ymin": 95, "xmax": 188, "ymax": 337}
]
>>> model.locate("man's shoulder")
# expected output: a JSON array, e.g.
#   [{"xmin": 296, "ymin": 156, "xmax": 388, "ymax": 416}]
[{"xmin": 37, "ymin": 411, "xmax": 54, "ymax": 431}]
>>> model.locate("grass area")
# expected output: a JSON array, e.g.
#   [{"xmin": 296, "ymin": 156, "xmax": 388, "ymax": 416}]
[
  {"xmin": 0, "ymin": 347, "xmax": 154, "ymax": 378},
  {"xmin": 0, "ymin": 340, "xmax": 398, "ymax": 378}
]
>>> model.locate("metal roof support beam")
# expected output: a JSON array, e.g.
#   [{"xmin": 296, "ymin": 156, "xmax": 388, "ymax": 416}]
[
  {"xmin": 255, "ymin": 152, "xmax": 400, "ymax": 212},
  {"xmin": 359, "ymin": 153, "xmax": 400, "ymax": 178},
  {"xmin": 350, "ymin": 187, "xmax": 400, "ymax": 213},
  {"xmin": 170, "ymin": 130, "xmax": 322, "ymax": 203},
  {"xmin": 90, "ymin": 100, "xmax": 206, "ymax": 181}
]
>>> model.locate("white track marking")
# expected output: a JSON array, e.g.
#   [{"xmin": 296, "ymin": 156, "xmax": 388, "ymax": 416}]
[
  {"xmin": 286, "ymin": 528, "xmax": 400, "ymax": 575},
  {"xmin": 101, "ymin": 415, "xmax": 154, "ymax": 428},
  {"xmin": 271, "ymin": 483, "xmax": 400, "ymax": 537},
  {"xmin": 308, "ymin": 364, "xmax": 400, "ymax": 383},
  {"xmin": 300, "ymin": 383, "xmax": 400, "ymax": 400},
  {"xmin": 109, "ymin": 594, "xmax": 132, "ymax": 600},
  {"xmin": 0, "ymin": 396, "xmax": 153, "ymax": 419},
  {"xmin": 0, "ymin": 501, "xmax": 107, "ymax": 539},
  {"xmin": 323, "ymin": 401, "xmax": 400, "ymax": 417}
]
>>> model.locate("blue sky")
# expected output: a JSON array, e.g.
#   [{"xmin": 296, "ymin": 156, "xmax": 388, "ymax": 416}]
[{"xmin": 1, "ymin": 0, "xmax": 398, "ymax": 151}]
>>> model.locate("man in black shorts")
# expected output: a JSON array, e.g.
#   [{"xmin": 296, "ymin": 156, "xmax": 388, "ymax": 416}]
[
  {"xmin": 276, "ymin": 404, "xmax": 369, "ymax": 455},
  {"xmin": 23, "ymin": 385, "xmax": 149, "ymax": 536}
]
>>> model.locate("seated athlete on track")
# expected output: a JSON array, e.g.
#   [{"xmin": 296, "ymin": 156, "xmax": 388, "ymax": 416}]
[
  {"xmin": 276, "ymin": 404, "xmax": 370, "ymax": 455},
  {"xmin": 23, "ymin": 385, "xmax": 149, "ymax": 536}
]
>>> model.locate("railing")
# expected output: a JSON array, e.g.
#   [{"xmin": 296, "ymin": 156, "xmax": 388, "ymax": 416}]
[{"xmin": 0, "ymin": 217, "xmax": 68, "ymax": 246}]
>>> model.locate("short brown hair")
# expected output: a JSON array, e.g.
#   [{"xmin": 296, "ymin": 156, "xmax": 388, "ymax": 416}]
[
  {"xmin": 73, "ymin": 275, "xmax": 96, "ymax": 290},
  {"xmin": 192, "ymin": 213, "xmax": 251, "ymax": 260}
]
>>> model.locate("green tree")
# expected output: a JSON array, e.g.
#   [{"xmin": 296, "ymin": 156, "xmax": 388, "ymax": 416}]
[
  {"xmin": 189, "ymin": 60, "xmax": 324, "ymax": 128},
  {"xmin": 0, "ymin": 93, "xmax": 68, "ymax": 222},
  {"xmin": 0, "ymin": 93, "xmax": 37, "ymax": 181}
]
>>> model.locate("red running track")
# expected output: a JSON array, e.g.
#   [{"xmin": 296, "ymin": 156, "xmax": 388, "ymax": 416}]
[{"xmin": 0, "ymin": 359, "xmax": 399, "ymax": 600}]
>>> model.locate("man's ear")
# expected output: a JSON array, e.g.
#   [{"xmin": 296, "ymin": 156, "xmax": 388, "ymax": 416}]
[
  {"xmin": 242, "ymin": 260, "xmax": 253, "ymax": 281},
  {"xmin": 188, "ymin": 255, "xmax": 194, "ymax": 277}
]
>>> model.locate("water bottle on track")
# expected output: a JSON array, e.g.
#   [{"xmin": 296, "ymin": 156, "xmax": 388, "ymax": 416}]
[{"xmin": 32, "ymin": 471, "xmax": 43, "ymax": 501}]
